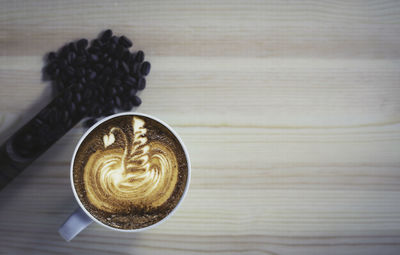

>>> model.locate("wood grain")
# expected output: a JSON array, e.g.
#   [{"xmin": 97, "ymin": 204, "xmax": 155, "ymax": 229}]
[{"xmin": 1, "ymin": 0, "xmax": 400, "ymax": 254}]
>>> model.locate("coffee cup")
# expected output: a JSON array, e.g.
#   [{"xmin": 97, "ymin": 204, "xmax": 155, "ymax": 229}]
[{"xmin": 58, "ymin": 112, "xmax": 191, "ymax": 241}]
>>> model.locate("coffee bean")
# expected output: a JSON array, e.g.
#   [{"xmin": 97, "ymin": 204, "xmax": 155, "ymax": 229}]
[
  {"xmin": 134, "ymin": 50, "xmax": 144, "ymax": 63},
  {"xmin": 80, "ymin": 76, "xmax": 87, "ymax": 84},
  {"xmin": 112, "ymin": 60, "xmax": 119, "ymax": 71},
  {"xmin": 122, "ymin": 51, "xmax": 131, "ymax": 62},
  {"xmin": 62, "ymin": 110, "xmax": 70, "ymax": 123},
  {"xmin": 100, "ymin": 29, "xmax": 113, "ymax": 42},
  {"xmin": 77, "ymin": 38, "xmax": 88, "ymax": 49},
  {"xmin": 88, "ymin": 71, "xmax": 97, "ymax": 80},
  {"xmin": 68, "ymin": 42, "xmax": 77, "ymax": 53},
  {"xmin": 107, "ymin": 86, "xmax": 117, "ymax": 97},
  {"xmin": 130, "ymin": 63, "xmax": 140, "ymax": 75},
  {"xmin": 75, "ymin": 68, "xmax": 84, "ymax": 77},
  {"xmin": 67, "ymin": 51, "xmax": 76, "ymax": 64},
  {"xmin": 117, "ymin": 85, "xmax": 124, "ymax": 95},
  {"xmin": 140, "ymin": 61, "xmax": 151, "ymax": 76},
  {"xmin": 47, "ymin": 52, "xmax": 56, "ymax": 62},
  {"xmin": 111, "ymin": 36, "xmax": 119, "ymax": 45},
  {"xmin": 118, "ymin": 36, "xmax": 132, "ymax": 48},
  {"xmin": 125, "ymin": 76, "xmax": 136, "ymax": 86},
  {"xmin": 65, "ymin": 66, "xmax": 75, "ymax": 76},
  {"xmin": 89, "ymin": 54, "xmax": 99, "ymax": 62},
  {"xmin": 59, "ymin": 45, "xmax": 69, "ymax": 58},
  {"xmin": 48, "ymin": 109, "xmax": 58, "ymax": 125},
  {"xmin": 110, "ymin": 78, "xmax": 121, "ymax": 87},
  {"xmin": 121, "ymin": 61, "xmax": 129, "ymax": 74},
  {"xmin": 103, "ymin": 66, "xmax": 112, "ymax": 75},
  {"xmin": 38, "ymin": 108, "xmax": 51, "ymax": 121},
  {"xmin": 45, "ymin": 62, "xmax": 57, "ymax": 75},
  {"xmin": 83, "ymin": 89, "xmax": 93, "ymax": 100},
  {"xmin": 76, "ymin": 82, "xmax": 84, "ymax": 91},
  {"xmin": 131, "ymin": 95, "xmax": 142, "ymax": 106},
  {"xmin": 114, "ymin": 45, "xmax": 124, "ymax": 59},
  {"xmin": 122, "ymin": 101, "xmax": 133, "ymax": 111},
  {"xmin": 95, "ymin": 64, "xmax": 104, "ymax": 72},
  {"xmin": 69, "ymin": 102, "xmax": 77, "ymax": 113},
  {"xmin": 79, "ymin": 105, "xmax": 87, "ymax": 115},
  {"xmin": 137, "ymin": 77, "xmax": 146, "ymax": 90},
  {"xmin": 91, "ymin": 39, "xmax": 103, "ymax": 48},
  {"xmin": 64, "ymin": 89, "xmax": 72, "ymax": 102},
  {"xmin": 114, "ymin": 96, "xmax": 122, "ymax": 108},
  {"xmin": 129, "ymin": 88, "xmax": 137, "ymax": 97},
  {"xmin": 58, "ymin": 60, "xmax": 66, "ymax": 68},
  {"xmin": 74, "ymin": 93, "xmax": 82, "ymax": 104},
  {"xmin": 75, "ymin": 56, "xmax": 86, "ymax": 66}
]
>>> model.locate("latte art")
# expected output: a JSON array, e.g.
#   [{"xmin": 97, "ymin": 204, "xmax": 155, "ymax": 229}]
[{"xmin": 83, "ymin": 117, "xmax": 179, "ymax": 213}]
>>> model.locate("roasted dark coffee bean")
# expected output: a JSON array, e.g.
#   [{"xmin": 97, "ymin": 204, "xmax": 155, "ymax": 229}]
[
  {"xmin": 100, "ymin": 29, "xmax": 113, "ymax": 42},
  {"xmin": 74, "ymin": 93, "xmax": 82, "ymax": 104},
  {"xmin": 88, "ymin": 71, "xmax": 97, "ymax": 80},
  {"xmin": 95, "ymin": 64, "xmax": 104, "ymax": 72},
  {"xmin": 114, "ymin": 45, "xmax": 124, "ymax": 59},
  {"xmin": 122, "ymin": 51, "xmax": 131, "ymax": 62},
  {"xmin": 137, "ymin": 77, "xmax": 146, "ymax": 90},
  {"xmin": 69, "ymin": 102, "xmax": 77, "ymax": 113},
  {"xmin": 38, "ymin": 108, "xmax": 51, "ymax": 121},
  {"xmin": 117, "ymin": 85, "xmax": 124, "ymax": 95},
  {"xmin": 88, "ymin": 46, "xmax": 101, "ymax": 55},
  {"xmin": 75, "ymin": 56, "xmax": 86, "ymax": 66},
  {"xmin": 77, "ymin": 38, "xmax": 88, "ymax": 49},
  {"xmin": 122, "ymin": 101, "xmax": 133, "ymax": 111},
  {"xmin": 84, "ymin": 118, "xmax": 97, "ymax": 128},
  {"xmin": 45, "ymin": 62, "xmax": 57, "ymax": 75},
  {"xmin": 125, "ymin": 76, "xmax": 136, "ymax": 86},
  {"xmin": 79, "ymin": 105, "xmax": 87, "ymax": 115},
  {"xmin": 110, "ymin": 78, "xmax": 121, "ymax": 86},
  {"xmin": 89, "ymin": 54, "xmax": 99, "ymax": 62},
  {"xmin": 48, "ymin": 109, "xmax": 58, "ymax": 125},
  {"xmin": 59, "ymin": 45, "xmax": 69, "ymax": 57},
  {"xmin": 91, "ymin": 39, "xmax": 103, "ymax": 48},
  {"xmin": 47, "ymin": 52, "xmax": 57, "ymax": 62},
  {"xmin": 134, "ymin": 50, "xmax": 144, "ymax": 63},
  {"xmin": 105, "ymin": 57, "xmax": 112, "ymax": 64},
  {"xmin": 131, "ymin": 95, "xmax": 142, "ymax": 106},
  {"xmin": 67, "ymin": 51, "xmax": 76, "ymax": 64},
  {"xmin": 64, "ymin": 89, "xmax": 73, "ymax": 102},
  {"xmin": 140, "ymin": 61, "xmax": 151, "ymax": 76},
  {"xmin": 118, "ymin": 35, "xmax": 132, "ymax": 48},
  {"xmin": 130, "ymin": 63, "xmax": 140, "ymax": 75},
  {"xmin": 112, "ymin": 60, "xmax": 119, "ymax": 71},
  {"xmin": 103, "ymin": 66, "xmax": 112, "ymax": 75},
  {"xmin": 76, "ymin": 82, "xmax": 84, "ymax": 91},
  {"xmin": 76, "ymin": 68, "xmax": 84, "ymax": 77},
  {"xmin": 65, "ymin": 66, "xmax": 75, "ymax": 76},
  {"xmin": 129, "ymin": 88, "xmax": 137, "ymax": 98},
  {"xmin": 80, "ymin": 76, "xmax": 87, "ymax": 84},
  {"xmin": 114, "ymin": 96, "xmax": 122, "ymax": 108},
  {"xmin": 107, "ymin": 86, "xmax": 117, "ymax": 96},
  {"xmin": 83, "ymin": 89, "xmax": 93, "ymax": 100},
  {"xmin": 57, "ymin": 60, "xmax": 66, "ymax": 68},
  {"xmin": 98, "ymin": 96, "xmax": 105, "ymax": 104},
  {"xmin": 121, "ymin": 61, "xmax": 129, "ymax": 73},
  {"xmin": 55, "ymin": 96, "xmax": 65, "ymax": 107},
  {"xmin": 68, "ymin": 42, "xmax": 77, "ymax": 53},
  {"xmin": 56, "ymin": 82, "xmax": 65, "ymax": 91},
  {"xmin": 111, "ymin": 36, "xmax": 119, "ymax": 45},
  {"xmin": 62, "ymin": 110, "xmax": 70, "ymax": 123}
]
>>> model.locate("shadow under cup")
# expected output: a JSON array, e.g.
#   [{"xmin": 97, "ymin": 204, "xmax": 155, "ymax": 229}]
[{"xmin": 59, "ymin": 112, "xmax": 191, "ymax": 241}]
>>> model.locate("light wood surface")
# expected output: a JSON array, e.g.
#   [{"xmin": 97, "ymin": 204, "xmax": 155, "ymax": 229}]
[{"xmin": 1, "ymin": 0, "xmax": 400, "ymax": 254}]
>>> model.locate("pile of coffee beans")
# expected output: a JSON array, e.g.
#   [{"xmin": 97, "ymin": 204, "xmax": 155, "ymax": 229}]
[
  {"xmin": 11, "ymin": 30, "xmax": 151, "ymax": 158},
  {"xmin": 43, "ymin": 29, "xmax": 150, "ymax": 127}
]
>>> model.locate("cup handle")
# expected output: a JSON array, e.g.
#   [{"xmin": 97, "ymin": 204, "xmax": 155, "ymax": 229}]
[{"xmin": 59, "ymin": 206, "xmax": 93, "ymax": 241}]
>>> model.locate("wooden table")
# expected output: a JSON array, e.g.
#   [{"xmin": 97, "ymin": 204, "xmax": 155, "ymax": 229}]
[{"xmin": 1, "ymin": 1, "xmax": 400, "ymax": 254}]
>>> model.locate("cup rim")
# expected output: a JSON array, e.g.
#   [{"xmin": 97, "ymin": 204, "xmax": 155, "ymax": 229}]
[{"xmin": 70, "ymin": 112, "xmax": 191, "ymax": 232}]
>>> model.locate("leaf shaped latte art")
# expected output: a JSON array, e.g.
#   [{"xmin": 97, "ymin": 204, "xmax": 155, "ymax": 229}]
[{"xmin": 83, "ymin": 117, "xmax": 179, "ymax": 213}]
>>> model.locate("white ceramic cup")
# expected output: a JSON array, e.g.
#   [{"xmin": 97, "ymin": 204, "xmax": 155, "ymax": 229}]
[{"xmin": 58, "ymin": 112, "xmax": 191, "ymax": 241}]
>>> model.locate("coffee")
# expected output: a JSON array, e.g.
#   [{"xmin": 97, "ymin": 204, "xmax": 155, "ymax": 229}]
[{"xmin": 73, "ymin": 115, "xmax": 188, "ymax": 229}]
